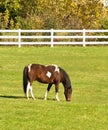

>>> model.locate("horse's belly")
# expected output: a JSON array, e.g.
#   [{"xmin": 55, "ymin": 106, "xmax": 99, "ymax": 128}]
[{"xmin": 36, "ymin": 77, "xmax": 53, "ymax": 84}]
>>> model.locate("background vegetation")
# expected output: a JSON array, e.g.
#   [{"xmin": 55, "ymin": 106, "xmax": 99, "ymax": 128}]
[
  {"xmin": 0, "ymin": 0, "xmax": 108, "ymax": 30},
  {"xmin": 0, "ymin": 46, "xmax": 108, "ymax": 130}
]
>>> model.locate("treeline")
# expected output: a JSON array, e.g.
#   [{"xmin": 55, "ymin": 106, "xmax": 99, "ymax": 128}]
[{"xmin": 0, "ymin": 0, "xmax": 108, "ymax": 30}]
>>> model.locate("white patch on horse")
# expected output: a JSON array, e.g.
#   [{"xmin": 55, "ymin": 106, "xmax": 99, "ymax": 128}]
[
  {"xmin": 46, "ymin": 71, "xmax": 51, "ymax": 78},
  {"xmin": 26, "ymin": 82, "xmax": 35, "ymax": 100},
  {"xmin": 28, "ymin": 64, "xmax": 32, "ymax": 72},
  {"xmin": 44, "ymin": 90, "xmax": 48, "ymax": 100},
  {"xmin": 52, "ymin": 64, "xmax": 59, "ymax": 73},
  {"xmin": 56, "ymin": 92, "xmax": 60, "ymax": 101}
]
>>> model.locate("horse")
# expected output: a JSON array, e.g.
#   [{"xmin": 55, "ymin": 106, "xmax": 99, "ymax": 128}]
[{"xmin": 23, "ymin": 64, "xmax": 72, "ymax": 101}]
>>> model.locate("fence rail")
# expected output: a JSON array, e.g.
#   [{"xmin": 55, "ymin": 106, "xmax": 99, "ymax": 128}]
[{"xmin": 0, "ymin": 29, "xmax": 108, "ymax": 47}]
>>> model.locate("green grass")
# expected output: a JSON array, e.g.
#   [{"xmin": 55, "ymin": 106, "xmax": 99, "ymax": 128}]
[{"xmin": 0, "ymin": 46, "xmax": 108, "ymax": 130}]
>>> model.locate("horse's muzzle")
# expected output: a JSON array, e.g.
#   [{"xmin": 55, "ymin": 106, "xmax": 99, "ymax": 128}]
[{"xmin": 66, "ymin": 97, "xmax": 71, "ymax": 101}]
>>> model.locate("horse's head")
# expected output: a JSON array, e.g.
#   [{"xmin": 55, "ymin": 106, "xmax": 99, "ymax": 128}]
[
  {"xmin": 64, "ymin": 86, "xmax": 72, "ymax": 101},
  {"xmin": 59, "ymin": 67, "xmax": 72, "ymax": 101}
]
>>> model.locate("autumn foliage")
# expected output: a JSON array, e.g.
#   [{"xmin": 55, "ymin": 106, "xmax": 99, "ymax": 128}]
[{"xmin": 0, "ymin": 0, "xmax": 107, "ymax": 29}]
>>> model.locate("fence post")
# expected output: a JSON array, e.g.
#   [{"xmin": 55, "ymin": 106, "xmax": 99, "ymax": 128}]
[
  {"xmin": 18, "ymin": 29, "xmax": 21, "ymax": 47},
  {"xmin": 51, "ymin": 29, "xmax": 54, "ymax": 47},
  {"xmin": 83, "ymin": 29, "xmax": 86, "ymax": 47}
]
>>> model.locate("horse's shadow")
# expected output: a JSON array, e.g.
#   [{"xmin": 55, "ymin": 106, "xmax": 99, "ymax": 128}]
[
  {"xmin": 0, "ymin": 95, "xmax": 58, "ymax": 101},
  {"xmin": 37, "ymin": 97, "xmax": 57, "ymax": 101},
  {"xmin": 0, "ymin": 95, "xmax": 25, "ymax": 99}
]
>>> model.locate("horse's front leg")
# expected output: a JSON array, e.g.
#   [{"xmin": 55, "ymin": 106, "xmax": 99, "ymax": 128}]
[
  {"xmin": 55, "ymin": 83, "xmax": 60, "ymax": 101},
  {"xmin": 44, "ymin": 83, "xmax": 52, "ymax": 100}
]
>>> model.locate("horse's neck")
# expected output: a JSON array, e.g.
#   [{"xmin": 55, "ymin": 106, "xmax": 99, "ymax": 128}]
[{"xmin": 60, "ymin": 68, "xmax": 70, "ymax": 87}]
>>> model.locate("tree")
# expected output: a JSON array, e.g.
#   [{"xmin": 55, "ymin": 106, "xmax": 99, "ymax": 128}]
[
  {"xmin": 0, "ymin": 0, "xmax": 106, "ymax": 29},
  {"xmin": 100, "ymin": 6, "xmax": 108, "ymax": 29},
  {"xmin": 0, "ymin": 0, "xmax": 20, "ymax": 29}
]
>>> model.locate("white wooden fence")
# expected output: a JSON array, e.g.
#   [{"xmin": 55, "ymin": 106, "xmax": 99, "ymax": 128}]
[{"xmin": 0, "ymin": 29, "xmax": 108, "ymax": 47}]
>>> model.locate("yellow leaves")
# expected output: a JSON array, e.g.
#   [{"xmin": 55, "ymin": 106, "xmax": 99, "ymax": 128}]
[{"xmin": 0, "ymin": 0, "xmax": 106, "ymax": 29}]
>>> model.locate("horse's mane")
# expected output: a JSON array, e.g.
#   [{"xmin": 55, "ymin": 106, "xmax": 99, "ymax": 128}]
[{"xmin": 59, "ymin": 67, "xmax": 71, "ymax": 88}]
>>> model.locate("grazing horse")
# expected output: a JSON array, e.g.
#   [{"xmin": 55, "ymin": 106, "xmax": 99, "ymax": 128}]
[{"xmin": 23, "ymin": 64, "xmax": 72, "ymax": 101}]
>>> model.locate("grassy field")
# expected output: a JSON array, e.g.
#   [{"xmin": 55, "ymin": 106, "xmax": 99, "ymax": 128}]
[{"xmin": 0, "ymin": 46, "xmax": 108, "ymax": 130}]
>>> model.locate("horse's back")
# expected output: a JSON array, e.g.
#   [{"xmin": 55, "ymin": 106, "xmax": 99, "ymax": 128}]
[{"xmin": 28, "ymin": 64, "xmax": 61, "ymax": 83}]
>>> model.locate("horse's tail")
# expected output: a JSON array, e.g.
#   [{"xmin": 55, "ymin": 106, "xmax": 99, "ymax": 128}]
[{"xmin": 23, "ymin": 66, "xmax": 28, "ymax": 94}]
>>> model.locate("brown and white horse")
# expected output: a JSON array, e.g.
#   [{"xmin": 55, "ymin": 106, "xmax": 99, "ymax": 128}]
[{"xmin": 23, "ymin": 64, "xmax": 72, "ymax": 101}]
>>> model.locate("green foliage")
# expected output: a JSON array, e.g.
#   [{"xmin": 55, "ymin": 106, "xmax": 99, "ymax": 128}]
[
  {"xmin": 0, "ymin": 0, "xmax": 20, "ymax": 29},
  {"xmin": 100, "ymin": 7, "xmax": 108, "ymax": 29},
  {"xmin": 0, "ymin": 46, "xmax": 108, "ymax": 130},
  {"xmin": 0, "ymin": 0, "xmax": 107, "ymax": 29},
  {"xmin": 75, "ymin": 0, "xmax": 103, "ymax": 29}
]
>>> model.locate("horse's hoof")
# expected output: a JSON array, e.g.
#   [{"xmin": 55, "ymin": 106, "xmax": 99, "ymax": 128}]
[
  {"xmin": 44, "ymin": 98, "xmax": 47, "ymax": 101},
  {"xmin": 56, "ymin": 99, "xmax": 60, "ymax": 101}
]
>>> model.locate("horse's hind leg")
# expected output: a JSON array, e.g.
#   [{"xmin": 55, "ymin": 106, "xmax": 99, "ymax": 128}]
[
  {"xmin": 30, "ymin": 86, "xmax": 35, "ymax": 100},
  {"xmin": 26, "ymin": 82, "xmax": 30, "ymax": 100},
  {"xmin": 44, "ymin": 83, "xmax": 52, "ymax": 100},
  {"xmin": 26, "ymin": 82, "xmax": 35, "ymax": 100}
]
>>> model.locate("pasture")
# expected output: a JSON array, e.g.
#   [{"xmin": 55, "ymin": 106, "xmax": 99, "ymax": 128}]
[{"xmin": 0, "ymin": 46, "xmax": 108, "ymax": 130}]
